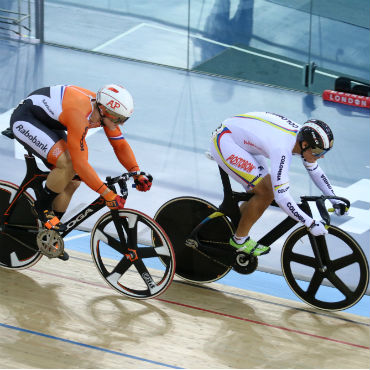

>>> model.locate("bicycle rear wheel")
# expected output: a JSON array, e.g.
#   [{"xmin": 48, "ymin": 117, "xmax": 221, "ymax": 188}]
[
  {"xmin": 0, "ymin": 181, "xmax": 41, "ymax": 269},
  {"xmin": 154, "ymin": 196, "xmax": 234, "ymax": 283},
  {"xmin": 90, "ymin": 208, "xmax": 175, "ymax": 299},
  {"xmin": 282, "ymin": 225, "xmax": 369, "ymax": 311}
]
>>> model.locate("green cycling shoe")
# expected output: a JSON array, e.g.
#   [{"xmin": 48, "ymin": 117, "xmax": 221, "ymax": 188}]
[{"xmin": 229, "ymin": 237, "xmax": 270, "ymax": 256}]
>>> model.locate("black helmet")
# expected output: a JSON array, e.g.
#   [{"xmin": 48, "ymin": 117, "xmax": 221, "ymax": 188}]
[{"xmin": 297, "ymin": 119, "xmax": 334, "ymax": 157}]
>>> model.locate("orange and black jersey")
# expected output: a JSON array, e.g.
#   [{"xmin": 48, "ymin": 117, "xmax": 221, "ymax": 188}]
[{"xmin": 22, "ymin": 84, "xmax": 139, "ymax": 196}]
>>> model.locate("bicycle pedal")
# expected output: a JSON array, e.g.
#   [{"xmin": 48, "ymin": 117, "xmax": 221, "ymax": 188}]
[{"xmin": 57, "ymin": 251, "xmax": 69, "ymax": 261}]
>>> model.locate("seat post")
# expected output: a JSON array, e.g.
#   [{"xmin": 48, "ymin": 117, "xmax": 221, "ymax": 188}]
[
  {"xmin": 217, "ymin": 166, "xmax": 241, "ymax": 226},
  {"xmin": 24, "ymin": 154, "xmax": 42, "ymax": 178},
  {"xmin": 19, "ymin": 154, "xmax": 49, "ymax": 200}
]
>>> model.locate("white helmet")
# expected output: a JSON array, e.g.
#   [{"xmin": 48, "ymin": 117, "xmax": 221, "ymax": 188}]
[{"xmin": 96, "ymin": 84, "xmax": 134, "ymax": 123}]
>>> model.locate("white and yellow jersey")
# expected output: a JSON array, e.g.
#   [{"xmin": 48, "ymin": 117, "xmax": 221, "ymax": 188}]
[{"xmin": 211, "ymin": 112, "xmax": 336, "ymax": 227}]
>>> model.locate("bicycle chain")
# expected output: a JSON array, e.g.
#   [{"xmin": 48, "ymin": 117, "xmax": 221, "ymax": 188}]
[
  {"xmin": 185, "ymin": 238, "xmax": 258, "ymax": 274},
  {"xmin": 2, "ymin": 224, "xmax": 63, "ymax": 258},
  {"xmin": 185, "ymin": 238, "xmax": 232, "ymax": 269},
  {"xmin": 2, "ymin": 232, "xmax": 39, "ymax": 253}
]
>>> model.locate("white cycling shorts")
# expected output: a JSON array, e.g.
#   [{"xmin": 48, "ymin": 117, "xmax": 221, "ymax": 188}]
[{"xmin": 210, "ymin": 126, "xmax": 269, "ymax": 191}]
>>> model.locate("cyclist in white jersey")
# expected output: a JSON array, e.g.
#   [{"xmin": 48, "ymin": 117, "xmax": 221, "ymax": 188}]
[{"xmin": 210, "ymin": 112, "xmax": 349, "ymax": 256}]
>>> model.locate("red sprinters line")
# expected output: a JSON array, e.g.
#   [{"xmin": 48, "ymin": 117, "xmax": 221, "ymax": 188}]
[
  {"xmin": 156, "ymin": 298, "xmax": 370, "ymax": 350},
  {"xmin": 29, "ymin": 268, "xmax": 370, "ymax": 350}
]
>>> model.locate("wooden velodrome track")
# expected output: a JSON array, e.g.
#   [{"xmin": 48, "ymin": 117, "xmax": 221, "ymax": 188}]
[{"xmin": 0, "ymin": 249, "xmax": 369, "ymax": 369}]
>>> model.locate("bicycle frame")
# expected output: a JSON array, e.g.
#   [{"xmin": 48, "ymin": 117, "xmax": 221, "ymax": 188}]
[
  {"xmin": 191, "ymin": 166, "xmax": 310, "ymax": 249},
  {"xmin": 0, "ymin": 154, "xmax": 48, "ymax": 227},
  {"xmin": 1, "ymin": 151, "xmax": 176, "ymax": 298},
  {"xmin": 1, "ymin": 154, "xmax": 110, "ymax": 240},
  {"xmin": 190, "ymin": 166, "xmax": 355, "ymax": 277},
  {"xmin": 154, "ymin": 164, "xmax": 368, "ymax": 309},
  {"xmin": 60, "ymin": 199, "xmax": 105, "ymax": 237}
]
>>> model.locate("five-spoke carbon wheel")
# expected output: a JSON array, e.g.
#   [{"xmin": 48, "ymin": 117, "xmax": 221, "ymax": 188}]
[
  {"xmin": 282, "ymin": 225, "xmax": 369, "ymax": 311},
  {"xmin": 91, "ymin": 209, "xmax": 175, "ymax": 299}
]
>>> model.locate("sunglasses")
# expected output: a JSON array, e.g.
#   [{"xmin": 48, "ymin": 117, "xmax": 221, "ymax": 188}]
[
  {"xmin": 98, "ymin": 105, "xmax": 128, "ymax": 125},
  {"xmin": 311, "ymin": 147, "xmax": 331, "ymax": 157},
  {"xmin": 104, "ymin": 110, "xmax": 129, "ymax": 125}
]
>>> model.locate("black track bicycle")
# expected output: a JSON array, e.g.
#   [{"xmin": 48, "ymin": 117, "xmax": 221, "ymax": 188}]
[
  {"xmin": 0, "ymin": 131, "xmax": 175, "ymax": 299},
  {"xmin": 154, "ymin": 165, "xmax": 369, "ymax": 311}
]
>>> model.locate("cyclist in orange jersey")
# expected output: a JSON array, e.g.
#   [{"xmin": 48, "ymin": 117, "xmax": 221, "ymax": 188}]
[{"xmin": 10, "ymin": 84, "xmax": 151, "ymax": 259}]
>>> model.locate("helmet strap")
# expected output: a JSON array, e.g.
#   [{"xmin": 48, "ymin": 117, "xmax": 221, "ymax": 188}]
[
  {"xmin": 96, "ymin": 103, "xmax": 105, "ymax": 126},
  {"xmin": 299, "ymin": 141, "xmax": 310, "ymax": 158}
]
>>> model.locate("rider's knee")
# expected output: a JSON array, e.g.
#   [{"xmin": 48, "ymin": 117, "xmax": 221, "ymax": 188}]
[
  {"xmin": 264, "ymin": 184, "xmax": 274, "ymax": 200},
  {"xmin": 257, "ymin": 189, "xmax": 274, "ymax": 203},
  {"xmin": 71, "ymin": 179, "xmax": 81, "ymax": 190},
  {"xmin": 254, "ymin": 178, "xmax": 274, "ymax": 203},
  {"xmin": 65, "ymin": 179, "xmax": 81, "ymax": 194}
]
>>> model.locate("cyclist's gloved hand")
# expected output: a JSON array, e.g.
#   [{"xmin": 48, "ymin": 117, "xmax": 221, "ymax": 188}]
[
  {"xmin": 134, "ymin": 175, "xmax": 152, "ymax": 192},
  {"xmin": 331, "ymin": 200, "xmax": 349, "ymax": 216},
  {"xmin": 104, "ymin": 190, "xmax": 126, "ymax": 209},
  {"xmin": 308, "ymin": 220, "xmax": 328, "ymax": 236}
]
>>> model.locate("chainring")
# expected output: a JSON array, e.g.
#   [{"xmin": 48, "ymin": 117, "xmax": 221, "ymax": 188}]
[
  {"xmin": 233, "ymin": 251, "xmax": 258, "ymax": 274},
  {"xmin": 37, "ymin": 229, "xmax": 64, "ymax": 258}
]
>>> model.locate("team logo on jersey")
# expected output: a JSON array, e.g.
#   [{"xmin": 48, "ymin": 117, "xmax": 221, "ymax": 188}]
[
  {"xmin": 320, "ymin": 174, "xmax": 334, "ymax": 193},
  {"xmin": 106, "ymin": 100, "xmax": 120, "ymax": 110},
  {"xmin": 42, "ymin": 99, "xmax": 55, "ymax": 115},
  {"xmin": 275, "ymin": 182, "xmax": 289, "ymax": 194},
  {"xmin": 286, "ymin": 202, "xmax": 306, "ymax": 223},
  {"xmin": 277, "ymin": 155, "xmax": 286, "ymax": 181},
  {"xmin": 243, "ymin": 140, "xmax": 263, "ymax": 151},
  {"xmin": 268, "ymin": 113, "xmax": 299, "ymax": 129},
  {"xmin": 226, "ymin": 154, "xmax": 256, "ymax": 172},
  {"xmin": 15, "ymin": 124, "xmax": 48, "ymax": 152},
  {"xmin": 51, "ymin": 147, "xmax": 62, "ymax": 158},
  {"xmin": 80, "ymin": 127, "xmax": 88, "ymax": 151}
]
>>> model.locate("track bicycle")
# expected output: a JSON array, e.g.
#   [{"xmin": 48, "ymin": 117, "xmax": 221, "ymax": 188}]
[
  {"xmin": 0, "ymin": 131, "xmax": 175, "ymax": 299},
  {"xmin": 154, "ymin": 165, "xmax": 369, "ymax": 311}
]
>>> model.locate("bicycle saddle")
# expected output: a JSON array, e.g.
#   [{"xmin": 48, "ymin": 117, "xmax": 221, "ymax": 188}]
[{"xmin": 1, "ymin": 127, "xmax": 14, "ymax": 139}]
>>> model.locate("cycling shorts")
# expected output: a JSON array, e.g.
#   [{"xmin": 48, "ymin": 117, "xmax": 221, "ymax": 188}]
[
  {"xmin": 10, "ymin": 99, "xmax": 67, "ymax": 167},
  {"xmin": 210, "ymin": 126, "xmax": 268, "ymax": 191}
]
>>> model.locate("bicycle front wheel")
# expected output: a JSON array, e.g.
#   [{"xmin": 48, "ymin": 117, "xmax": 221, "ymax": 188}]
[
  {"xmin": 282, "ymin": 225, "xmax": 369, "ymax": 311},
  {"xmin": 0, "ymin": 181, "xmax": 42, "ymax": 269},
  {"xmin": 154, "ymin": 196, "xmax": 234, "ymax": 283},
  {"xmin": 90, "ymin": 208, "xmax": 175, "ymax": 299}
]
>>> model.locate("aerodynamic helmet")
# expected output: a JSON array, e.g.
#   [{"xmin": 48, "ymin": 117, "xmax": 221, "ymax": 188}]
[
  {"xmin": 96, "ymin": 84, "xmax": 134, "ymax": 124},
  {"xmin": 297, "ymin": 119, "xmax": 334, "ymax": 157}
]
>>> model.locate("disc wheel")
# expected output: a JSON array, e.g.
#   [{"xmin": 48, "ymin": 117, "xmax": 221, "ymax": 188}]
[
  {"xmin": 0, "ymin": 181, "xmax": 41, "ymax": 269},
  {"xmin": 91, "ymin": 209, "xmax": 175, "ymax": 299},
  {"xmin": 154, "ymin": 196, "xmax": 235, "ymax": 283},
  {"xmin": 282, "ymin": 225, "xmax": 369, "ymax": 311}
]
